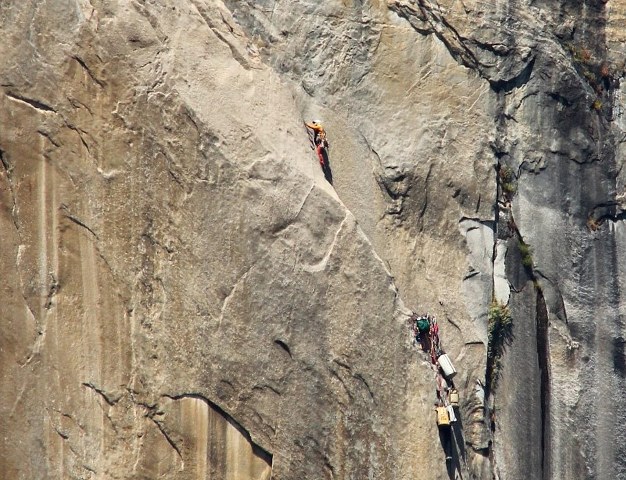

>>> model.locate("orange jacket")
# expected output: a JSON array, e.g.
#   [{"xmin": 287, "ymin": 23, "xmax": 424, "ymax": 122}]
[{"xmin": 306, "ymin": 122, "xmax": 326, "ymax": 138}]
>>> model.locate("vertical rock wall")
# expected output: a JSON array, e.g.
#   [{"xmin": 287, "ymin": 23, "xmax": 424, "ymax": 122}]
[{"xmin": 1, "ymin": 0, "xmax": 626, "ymax": 479}]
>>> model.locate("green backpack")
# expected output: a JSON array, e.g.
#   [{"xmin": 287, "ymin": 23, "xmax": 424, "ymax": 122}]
[{"xmin": 417, "ymin": 318, "xmax": 430, "ymax": 333}]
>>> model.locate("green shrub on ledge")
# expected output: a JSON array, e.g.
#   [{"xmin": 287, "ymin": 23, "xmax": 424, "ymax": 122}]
[
  {"xmin": 518, "ymin": 240, "xmax": 533, "ymax": 268},
  {"xmin": 487, "ymin": 301, "xmax": 514, "ymax": 389}
]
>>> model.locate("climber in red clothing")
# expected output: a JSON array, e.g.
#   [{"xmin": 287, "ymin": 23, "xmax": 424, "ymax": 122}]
[{"xmin": 305, "ymin": 120, "xmax": 333, "ymax": 184}]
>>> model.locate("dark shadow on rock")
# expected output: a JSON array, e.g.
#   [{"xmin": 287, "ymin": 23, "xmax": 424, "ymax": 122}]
[
  {"xmin": 438, "ymin": 425, "xmax": 452, "ymax": 457},
  {"xmin": 320, "ymin": 147, "xmax": 333, "ymax": 184},
  {"xmin": 613, "ymin": 336, "xmax": 626, "ymax": 377},
  {"xmin": 439, "ymin": 423, "xmax": 464, "ymax": 480},
  {"xmin": 419, "ymin": 333, "xmax": 432, "ymax": 354},
  {"xmin": 452, "ymin": 408, "xmax": 466, "ymax": 463}
]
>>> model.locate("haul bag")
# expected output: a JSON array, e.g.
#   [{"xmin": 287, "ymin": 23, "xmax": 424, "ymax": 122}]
[
  {"xmin": 437, "ymin": 354, "xmax": 457, "ymax": 379},
  {"xmin": 449, "ymin": 389, "xmax": 459, "ymax": 406},
  {"xmin": 436, "ymin": 406, "xmax": 450, "ymax": 426}
]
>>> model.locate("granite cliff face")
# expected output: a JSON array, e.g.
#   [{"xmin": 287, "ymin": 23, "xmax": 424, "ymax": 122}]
[{"xmin": 1, "ymin": 1, "xmax": 626, "ymax": 479}]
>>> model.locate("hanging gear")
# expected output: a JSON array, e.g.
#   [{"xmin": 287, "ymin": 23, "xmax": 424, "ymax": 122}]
[
  {"xmin": 449, "ymin": 388, "xmax": 459, "ymax": 407},
  {"xmin": 436, "ymin": 406, "xmax": 451, "ymax": 426},
  {"xmin": 447, "ymin": 405, "xmax": 457, "ymax": 423},
  {"xmin": 437, "ymin": 353, "xmax": 457, "ymax": 379}
]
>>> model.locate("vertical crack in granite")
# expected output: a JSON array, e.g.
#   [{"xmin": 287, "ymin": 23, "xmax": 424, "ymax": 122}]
[
  {"xmin": 535, "ymin": 288, "xmax": 551, "ymax": 480},
  {"xmin": 601, "ymin": 210, "xmax": 626, "ymax": 478}
]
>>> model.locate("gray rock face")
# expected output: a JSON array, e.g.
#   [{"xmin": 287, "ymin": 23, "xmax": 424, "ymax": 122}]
[{"xmin": 1, "ymin": 0, "xmax": 625, "ymax": 479}]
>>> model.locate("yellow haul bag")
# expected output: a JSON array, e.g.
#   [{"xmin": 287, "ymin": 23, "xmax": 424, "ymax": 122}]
[
  {"xmin": 436, "ymin": 406, "xmax": 450, "ymax": 426},
  {"xmin": 449, "ymin": 389, "xmax": 459, "ymax": 406}
]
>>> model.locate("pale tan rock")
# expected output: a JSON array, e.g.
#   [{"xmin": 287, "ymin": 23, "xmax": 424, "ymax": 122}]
[{"xmin": 3, "ymin": 0, "xmax": 626, "ymax": 479}]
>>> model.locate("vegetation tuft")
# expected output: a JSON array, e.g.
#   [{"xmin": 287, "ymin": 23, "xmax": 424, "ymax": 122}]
[
  {"xmin": 499, "ymin": 165, "xmax": 517, "ymax": 201},
  {"xmin": 587, "ymin": 216, "xmax": 601, "ymax": 231},
  {"xmin": 518, "ymin": 239, "xmax": 533, "ymax": 268},
  {"xmin": 592, "ymin": 99, "xmax": 603, "ymax": 111},
  {"xmin": 487, "ymin": 301, "xmax": 514, "ymax": 391},
  {"xmin": 566, "ymin": 43, "xmax": 621, "ymax": 98},
  {"xmin": 503, "ymin": 182, "xmax": 517, "ymax": 195}
]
